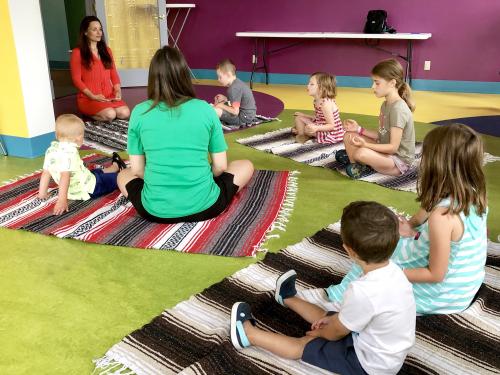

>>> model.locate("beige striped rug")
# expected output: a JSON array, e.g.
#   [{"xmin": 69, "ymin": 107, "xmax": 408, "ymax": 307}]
[
  {"xmin": 94, "ymin": 222, "xmax": 500, "ymax": 374},
  {"xmin": 237, "ymin": 127, "xmax": 500, "ymax": 193}
]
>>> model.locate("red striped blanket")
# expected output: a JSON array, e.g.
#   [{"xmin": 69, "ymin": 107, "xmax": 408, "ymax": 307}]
[{"xmin": 0, "ymin": 155, "xmax": 297, "ymax": 257}]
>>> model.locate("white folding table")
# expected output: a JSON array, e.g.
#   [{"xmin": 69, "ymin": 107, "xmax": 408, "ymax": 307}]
[{"xmin": 235, "ymin": 32, "xmax": 432, "ymax": 88}]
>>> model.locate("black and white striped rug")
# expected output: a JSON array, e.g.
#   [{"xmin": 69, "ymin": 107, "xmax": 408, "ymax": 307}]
[{"xmin": 83, "ymin": 115, "xmax": 279, "ymax": 154}]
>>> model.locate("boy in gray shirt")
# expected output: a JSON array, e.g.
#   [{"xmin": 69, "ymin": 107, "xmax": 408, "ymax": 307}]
[{"xmin": 213, "ymin": 59, "xmax": 256, "ymax": 127}]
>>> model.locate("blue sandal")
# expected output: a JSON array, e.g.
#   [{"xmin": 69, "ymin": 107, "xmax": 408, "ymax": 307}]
[
  {"xmin": 275, "ymin": 269, "xmax": 298, "ymax": 306},
  {"xmin": 346, "ymin": 163, "xmax": 374, "ymax": 179},
  {"xmin": 335, "ymin": 149, "xmax": 350, "ymax": 166},
  {"xmin": 230, "ymin": 302, "xmax": 256, "ymax": 350}
]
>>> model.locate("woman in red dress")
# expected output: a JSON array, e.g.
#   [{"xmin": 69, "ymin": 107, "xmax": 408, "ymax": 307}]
[{"xmin": 70, "ymin": 16, "xmax": 130, "ymax": 121}]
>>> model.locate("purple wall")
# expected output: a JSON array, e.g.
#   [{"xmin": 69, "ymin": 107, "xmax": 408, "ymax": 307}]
[{"xmin": 171, "ymin": 0, "xmax": 500, "ymax": 82}]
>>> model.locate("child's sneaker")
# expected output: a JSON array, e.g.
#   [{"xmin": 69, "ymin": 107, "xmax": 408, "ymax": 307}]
[
  {"xmin": 346, "ymin": 163, "xmax": 374, "ymax": 179},
  {"xmin": 335, "ymin": 149, "xmax": 349, "ymax": 166},
  {"xmin": 230, "ymin": 302, "xmax": 256, "ymax": 350},
  {"xmin": 275, "ymin": 269, "xmax": 297, "ymax": 306},
  {"xmin": 112, "ymin": 152, "xmax": 127, "ymax": 171}
]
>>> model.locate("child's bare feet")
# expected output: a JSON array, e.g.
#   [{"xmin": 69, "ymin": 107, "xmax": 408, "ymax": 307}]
[
  {"xmin": 291, "ymin": 127, "xmax": 298, "ymax": 135},
  {"xmin": 296, "ymin": 134, "xmax": 309, "ymax": 144},
  {"xmin": 103, "ymin": 163, "xmax": 120, "ymax": 173}
]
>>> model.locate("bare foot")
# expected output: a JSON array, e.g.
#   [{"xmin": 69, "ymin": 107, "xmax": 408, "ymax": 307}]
[
  {"xmin": 296, "ymin": 134, "xmax": 309, "ymax": 144},
  {"xmin": 291, "ymin": 128, "xmax": 298, "ymax": 135}
]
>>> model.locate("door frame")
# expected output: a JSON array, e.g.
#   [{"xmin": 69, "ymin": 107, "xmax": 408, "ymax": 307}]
[{"xmin": 95, "ymin": 0, "xmax": 168, "ymax": 87}]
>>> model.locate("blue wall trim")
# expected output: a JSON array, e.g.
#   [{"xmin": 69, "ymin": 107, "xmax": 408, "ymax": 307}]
[
  {"xmin": 410, "ymin": 79, "xmax": 500, "ymax": 94},
  {"xmin": 192, "ymin": 69, "xmax": 500, "ymax": 94},
  {"xmin": 1, "ymin": 132, "xmax": 55, "ymax": 158}
]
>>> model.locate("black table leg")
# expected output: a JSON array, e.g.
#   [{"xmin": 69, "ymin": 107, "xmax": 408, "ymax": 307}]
[
  {"xmin": 250, "ymin": 38, "xmax": 259, "ymax": 89},
  {"xmin": 263, "ymin": 39, "xmax": 269, "ymax": 85},
  {"xmin": 406, "ymin": 40, "xmax": 413, "ymax": 86}
]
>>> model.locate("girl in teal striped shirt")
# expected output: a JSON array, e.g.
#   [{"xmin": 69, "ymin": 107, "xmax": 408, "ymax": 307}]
[{"xmin": 328, "ymin": 124, "xmax": 488, "ymax": 314}]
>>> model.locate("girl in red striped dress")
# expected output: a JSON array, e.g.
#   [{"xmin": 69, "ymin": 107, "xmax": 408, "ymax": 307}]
[{"xmin": 292, "ymin": 72, "xmax": 345, "ymax": 144}]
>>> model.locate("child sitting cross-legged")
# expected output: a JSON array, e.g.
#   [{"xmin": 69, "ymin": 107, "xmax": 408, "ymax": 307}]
[
  {"xmin": 213, "ymin": 59, "xmax": 257, "ymax": 128},
  {"xmin": 38, "ymin": 114, "xmax": 127, "ymax": 215},
  {"xmin": 230, "ymin": 201, "xmax": 416, "ymax": 375},
  {"xmin": 336, "ymin": 58, "xmax": 416, "ymax": 179},
  {"xmin": 293, "ymin": 72, "xmax": 345, "ymax": 144},
  {"xmin": 328, "ymin": 124, "xmax": 489, "ymax": 316}
]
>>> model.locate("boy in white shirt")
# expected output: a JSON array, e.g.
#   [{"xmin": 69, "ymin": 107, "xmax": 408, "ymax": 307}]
[
  {"xmin": 38, "ymin": 114, "xmax": 126, "ymax": 215},
  {"xmin": 230, "ymin": 201, "xmax": 416, "ymax": 374}
]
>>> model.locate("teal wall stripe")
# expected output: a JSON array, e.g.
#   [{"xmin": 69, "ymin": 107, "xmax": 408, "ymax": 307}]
[
  {"xmin": 1, "ymin": 132, "xmax": 55, "ymax": 158},
  {"xmin": 410, "ymin": 79, "xmax": 500, "ymax": 94},
  {"xmin": 192, "ymin": 69, "xmax": 500, "ymax": 94}
]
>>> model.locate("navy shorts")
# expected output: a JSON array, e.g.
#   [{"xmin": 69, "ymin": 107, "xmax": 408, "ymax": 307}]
[
  {"xmin": 89, "ymin": 169, "xmax": 118, "ymax": 198},
  {"xmin": 125, "ymin": 172, "xmax": 239, "ymax": 223},
  {"xmin": 302, "ymin": 332, "xmax": 367, "ymax": 375}
]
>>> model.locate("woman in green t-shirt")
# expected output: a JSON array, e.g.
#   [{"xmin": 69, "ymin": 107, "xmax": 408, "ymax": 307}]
[{"xmin": 117, "ymin": 47, "xmax": 254, "ymax": 223}]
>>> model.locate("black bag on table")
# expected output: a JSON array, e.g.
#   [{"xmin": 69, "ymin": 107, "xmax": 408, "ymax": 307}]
[{"xmin": 364, "ymin": 10, "xmax": 396, "ymax": 34}]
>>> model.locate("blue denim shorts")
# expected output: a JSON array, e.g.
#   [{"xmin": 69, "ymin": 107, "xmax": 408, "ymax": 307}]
[{"xmin": 89, "ymin": 169, "xmax": 118, "ymax": 198}]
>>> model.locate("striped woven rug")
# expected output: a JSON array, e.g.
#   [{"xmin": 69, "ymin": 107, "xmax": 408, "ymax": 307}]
[
  {"xmin": 84, "ymin": 115, "xmax": 279, "ymax": 154},
  {"xmin": 94, "ymin": 222, "xmax": 500, "ymax": 374},
  {"xmin": 0, "ymin": 154, "xmax": 297, "ymax": 257},
  {"xmin": 237, "ymin": 127, "xmax": 500, "ymax": 193}
]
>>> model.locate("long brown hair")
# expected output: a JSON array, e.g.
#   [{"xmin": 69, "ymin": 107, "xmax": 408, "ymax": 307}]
[
  {"xmin": 146, "ymin": 46, "xmax": 196, "ymax": 111},
  {"xmin": 372, "ymin": 59, "xmax": 415, "ymax": 112},
  {"xmin": 417, "ymin": 124, "xmax": 487, "ymax": 216},
  {"xmin": 311, "ymin": 72, "xmax": 337, "ymax": 99},
  {"xmin": 77, "ymin": 16, "xmax": 112, "ymax": 69}
]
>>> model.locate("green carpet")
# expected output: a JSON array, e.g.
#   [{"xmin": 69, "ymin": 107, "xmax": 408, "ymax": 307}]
[{"xmin": 0, "ymin": 110, "xmax": 498, "ymax": 374}]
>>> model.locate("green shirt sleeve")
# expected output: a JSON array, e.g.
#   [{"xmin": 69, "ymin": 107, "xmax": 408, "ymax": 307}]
[
  {"xmin": 127, "ymin": 107, "xmax": 144, "ymax": 155},
  {"xmin": 208, "ymin": 108, "xmax": 228, "ymax": 153}
]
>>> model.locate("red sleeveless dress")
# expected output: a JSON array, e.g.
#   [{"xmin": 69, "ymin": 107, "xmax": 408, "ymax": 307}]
[{"xmin": 70, "ymin": 47, "xmax": 127, "ymax": 116}]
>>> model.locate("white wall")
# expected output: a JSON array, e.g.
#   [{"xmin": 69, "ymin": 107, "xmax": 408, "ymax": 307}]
[{"xmin": 8, "ymin": 0, "xmax": 55, "ymax": 137}]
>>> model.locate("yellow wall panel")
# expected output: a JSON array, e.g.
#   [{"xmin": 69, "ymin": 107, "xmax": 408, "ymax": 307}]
[{"xmin": 0, "ymin": 0, "xmax": 28, "ymax": 137}]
